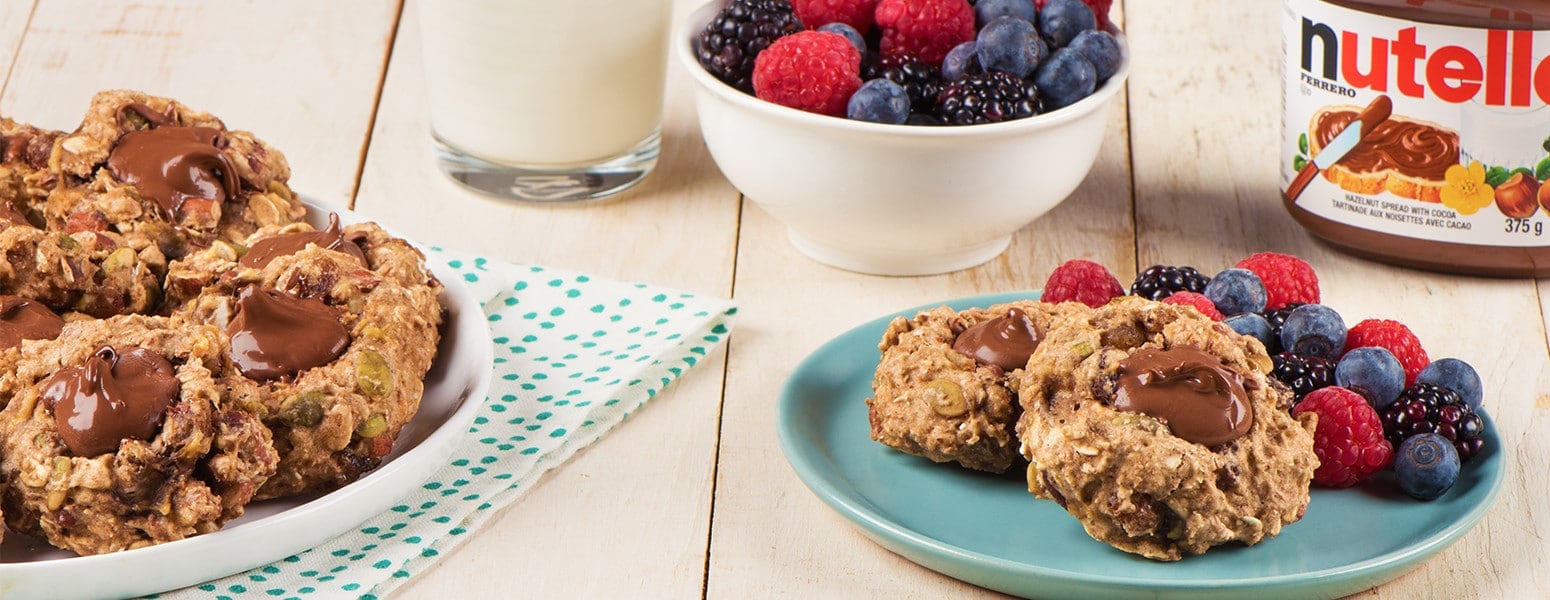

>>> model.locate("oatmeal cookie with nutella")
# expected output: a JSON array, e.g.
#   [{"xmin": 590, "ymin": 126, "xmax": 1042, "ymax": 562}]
[
  {"xmin": 170, "ymin": 218, "xmax": 443, "ymax": 498},
  {"xmin": 0, "ymin": 117, "xmax": 61, "ymax": 221},
  {"xmin": 0, "ymin": 225, "xmax": 166, "ymax": 317},
  {"xmin": 1016, "ymin": 297, "xmax": 1317, "ymax": 561},
  {"xmin": 0, "ymin": 315, "xmax": 276, "ymax": 555},
  {"xmin": 46, "ymin": 90, "xmax": 305, "ymax": 259},
  {"xmin": 867, "ymin": 301, "xmax": 1088, "ymax": 473}
]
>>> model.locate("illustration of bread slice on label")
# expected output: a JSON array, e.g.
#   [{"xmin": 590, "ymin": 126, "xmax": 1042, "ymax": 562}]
[{"xmin": 1309, "ymin": 105, "xmax": 1459, "ymax": 203}]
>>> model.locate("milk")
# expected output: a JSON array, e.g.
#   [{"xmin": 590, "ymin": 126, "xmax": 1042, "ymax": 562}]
[{"xmin": 418, "ymin": 0, "xmax": 672, "ymax": 167}]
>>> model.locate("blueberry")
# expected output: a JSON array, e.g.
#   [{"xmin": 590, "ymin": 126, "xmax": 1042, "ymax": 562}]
[
  {"xmin": 818, "ymin": 23, "xmax": 866, "ymax": 58},
  {"xmin": 1032, "ymin": 48, "xmax": 1096, "ymax": 109},
  {"xmin": 1068, "ymin": 29, "xmax": 1121, "ymax": 82},
  {"xmin": 975, "ymin": 0, "xmax": 1037, "ymax": 27},
  {"xmin": 1395, "ymin": 433, "xmax": 1460, "ymax": 501},
  {"xmin": 1335, "ymin": 346, "xmax": 1405, "ymax": 408},
  {"xmin": 847, "ymin": 79, "xmax": 911, "ymax": 124},
  {"xmin": 1038, "ymin": 0, "xmax": 1096, "ymax": 48},
  {"xmin": 1224, "ymin": 313, "xmax": 1274, "ymax": 350},
  {"xmin": 1417, "ymin": 358, "xmax": 1484, "ymax": 410},
  {"xmin": 1279, "ymin": 304, "xmax": 1346, "ymax": 359},
  {"xmin": 942, "ymin": 41, "xmax": 980, "ymax": 82},
  {"xmin": 1202, "ymin": 268, "xmax": 1267, "ymax": 316},
  {"xmin": 976, "ymin": 17, "xmax": 1043, "ymax": 78}
]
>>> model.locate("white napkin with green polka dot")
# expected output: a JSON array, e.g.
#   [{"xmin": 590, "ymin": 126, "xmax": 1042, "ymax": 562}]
[{"xmin": 149, "ymin": 249, "xmax": 737, "ymax": 600}]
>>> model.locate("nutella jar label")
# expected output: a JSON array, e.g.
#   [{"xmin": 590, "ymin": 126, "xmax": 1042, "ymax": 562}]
[{"xmin": 1282, "ymin": 0, "xmax": 1550, "ymax": 248}]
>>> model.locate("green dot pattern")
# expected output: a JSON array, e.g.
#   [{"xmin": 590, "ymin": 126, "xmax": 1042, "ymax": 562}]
[{"xmin": 152, "ymin": 249, "xmax": 736, "ymax": 599}]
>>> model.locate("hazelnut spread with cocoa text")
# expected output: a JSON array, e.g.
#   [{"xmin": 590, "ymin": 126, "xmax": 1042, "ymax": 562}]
[
  {"xmin": 952, "ymin": 307, "xmax": 1044, "ymax": 371},
  {"xmin": 240, "ymin": 213, "xmax": 367, "ymax": 269},
  {"xmin": 1113, "ymin": 346, "xmax": 1252, "ymax": 446},
  {"xmin": 1283, "ymin": 0, "xmax": 1550, "ymax": 276},
  {"xmin": 43, "ymin": 346, "xmax": 179, "ymax": 457},
  {"xmin": 227, "ymin": 285, "xmax": 350, "ymax": 380},
  {"xmin": 105, "ymin": 124, "xmax": 236, "ymax": 220},
  {"xmin": 0, "ymin": 295, "xmax": 63, "ymax": 349}
]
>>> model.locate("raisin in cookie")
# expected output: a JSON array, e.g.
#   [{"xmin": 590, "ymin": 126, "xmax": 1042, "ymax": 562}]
[
  {"xmin": 1016, "ymin": 297, "xmax": 1317, "ymax": 560},
  {"xmin": 868, "ymin": 301, "xmax": 1088, "ymax": 473}
]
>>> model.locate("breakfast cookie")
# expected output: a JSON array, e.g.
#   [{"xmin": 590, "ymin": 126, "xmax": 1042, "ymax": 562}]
[
  {"xmin": 0, "ymin": 315, "xmax": 276, "ymax": 555},
  {"xmin": 0, "ymin": 117, "xmax": 61, "ymax": 221},
  {"xmin": 867, "ymin": 300, "xmax": 1087, "ymax": 473},
  {"xmin": 46, "ymin": 90, "xmax": 306, "ymax": 259},
  {"xmin": 170, "ymin": 220, "xmax": 443, "ymax": 499},
  {"xmin": 0, "ymin": 225, "xmax": 166, "ymax": 317},
  {"xmin": 1016, "ymin": 296, "xmax": 1317, "ymax": 561}
]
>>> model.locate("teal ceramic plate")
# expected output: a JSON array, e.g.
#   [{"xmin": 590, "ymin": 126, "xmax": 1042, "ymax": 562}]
[{"xmin": 777, "ymin": 291, "xmax": 1504, "ymax": 600}]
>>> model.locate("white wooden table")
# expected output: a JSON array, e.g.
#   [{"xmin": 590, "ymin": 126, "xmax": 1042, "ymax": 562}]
[{"xmin": 0, "ymin": 0, "xmax": 1543, "ymax": 597}]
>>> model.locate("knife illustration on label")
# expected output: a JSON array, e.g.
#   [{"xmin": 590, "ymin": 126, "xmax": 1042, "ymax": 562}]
[{"xmin": 1284, "ymin": 94, "xmax": 1393, "ymax": 202}]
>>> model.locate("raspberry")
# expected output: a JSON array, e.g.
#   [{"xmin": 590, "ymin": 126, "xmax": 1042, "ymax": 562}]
[
  {"xmin": 1161, "ymin": 291, "xmax": 1222, "ymax": 321},
  {"xmin": 1041, "ymin": 259, "xmax": 1123, "ymax": 308},
  {"xmin": 793, "ymin": 0, "xmax": 878, "ymax": 33},
  {"xmin": 695, "ymin": 0, "xmax": 805, "ymax": 93},
  {"xmin": 874, "ymin": 0, "xmax": 976, "ymax": 65},
  {"xmin": 1034, "ymin": 0, "xmax": 1114, "ymax": 30},
  {"xmin": 753, "ymin": 31, "xmax": 864, "ymax": 116},
  {"xmin": 1344, "ymin": 319, "xmax": 1429, "ymax": 385},
  {"xmin": 1292, "ymin": 387, "xmax": 1393, "ymax": 488},
  {"xmin": 1235, "ymin": 252, "xmax": 1319, "ymax": 310}
]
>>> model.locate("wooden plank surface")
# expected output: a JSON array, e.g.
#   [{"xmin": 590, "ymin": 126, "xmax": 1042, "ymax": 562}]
[
  {"xmin": 705, "ymin": 3, "xmax": 1135, "ymax": 593},
  {"xmin": 0, "ymin": 1, "xmax": 33, "ymax": 98},
  {"xmin": 1126, "ymin": 1, "xmax": 1549, "ymax": 597},
  {"xmin": 368, "ymin": 0, "xmax": 739, "ymax": 597},
  {"xmin": 0, "ymin": 0, "xmax": 397, "ymax": 203}
]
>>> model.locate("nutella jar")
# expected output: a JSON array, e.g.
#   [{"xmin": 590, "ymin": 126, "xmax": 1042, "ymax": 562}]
[{"xmin": 1281, "ymin": 0, "xmax": 1550, "ymax": 276}]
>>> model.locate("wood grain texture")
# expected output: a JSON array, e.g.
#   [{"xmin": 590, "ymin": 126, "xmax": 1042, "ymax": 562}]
[
  {"xmin": 0, "ymin": 1, "xmax": 34, "ymax": 98},
  {"xmin": 1127, "ymin": 1, "xmax": 1549, "ymax": 597},
  {"xmin": 374, "ymin": 0, "xmax": 737, "ymax": 597},
  {"xmin": 0, "ymin": 0, "xmax": 397, "ymax": 203},
  {"xmin": 705, "ymin": 3, "xmax": 1135, "ymax": 593}
]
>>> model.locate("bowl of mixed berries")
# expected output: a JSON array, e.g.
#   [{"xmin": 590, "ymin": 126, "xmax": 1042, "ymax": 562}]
[{"xmin": 678, "ymin": 0, "xmax": 1128, "ymax": 276}]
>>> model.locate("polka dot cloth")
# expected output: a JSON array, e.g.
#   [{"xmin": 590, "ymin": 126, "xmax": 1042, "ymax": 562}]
[{"xmin": 152, "ymin": 249, "xmax": 737, "ymax": 600}]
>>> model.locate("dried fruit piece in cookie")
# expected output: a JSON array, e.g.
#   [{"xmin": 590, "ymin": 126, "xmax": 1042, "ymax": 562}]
[
  {"xmin": 1016, "ymin": 297, "xmax": 1317, "ymax": 561},
  {"xmin": 0, "ymin": 117, "xmax": 62, "ymax": 221},
  {"xmin": 0, "ymin": 316, "xmax": 276, "ymax": 555},
  {"xmin": 174, "ymin": 226, "xmax": 443, "ymax": 499},
  {"xmin": 47, "ymin": 90, "xmax": 305, "ymax": 258},
  {"xmin": 867, "ymin": 300, "xmax": 1086, "ymax": 473},
  {"xmin": 0, "ymin": 225, "xmax": 165, "ymax": 317}
]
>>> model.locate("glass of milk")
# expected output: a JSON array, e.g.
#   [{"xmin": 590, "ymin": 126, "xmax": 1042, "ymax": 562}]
[{"xmin": 418, "ymin": 0, "xmax": 672, "ymax": 202}]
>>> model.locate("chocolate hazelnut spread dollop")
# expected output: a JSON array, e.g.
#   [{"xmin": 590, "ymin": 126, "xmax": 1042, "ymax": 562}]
[
  {"xmin": 227, "ymin": 285, "xmax": 350, "ymax": 380},
  {"xmin": 239, "ymin": 213, "xmax": 367, "ymax": 269},
  {"xmin": 1113, "ymin": 346, "xmax": 1252, "ymax": 446},
  {"xmin": 1314, "ymin": 110, "xmax": 1459, "ymax": 181},
  {"xmin": 0, "ymin": 295, "xmax": 63, "ymax": 349},
  {"xmin": 43, "ymin": 346, "xmax": 179, "ymax": 457},
  {"xmin": 952, "ymin": 307, "xmax": 1044, "ymax": 371},
  {"xmin": 105, "ymin": 126, "xmax": 237, "ymax": 220}
]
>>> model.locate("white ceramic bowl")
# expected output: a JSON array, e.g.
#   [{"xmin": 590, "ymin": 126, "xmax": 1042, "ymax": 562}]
[{"xmin": 678, "ymin": 2, "xmax": 1130, "ymax": 276}]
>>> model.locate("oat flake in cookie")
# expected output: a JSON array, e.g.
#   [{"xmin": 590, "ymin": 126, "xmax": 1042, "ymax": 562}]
[
  {"xmin": 0, "ymin": 316, "xmax": 276, "ymax": 555},
  {"xmin": 867, "ymin": 301, "xmax": 1088, "ymax": 474},
  {"xmin": 1016, "ymin": 297, "xmax": 1317, "ymax": 561}
]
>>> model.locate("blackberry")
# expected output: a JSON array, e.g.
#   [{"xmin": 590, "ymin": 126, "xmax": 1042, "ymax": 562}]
[
  {"xmin": 1381, "ymin": 383, "xmax": 1486, "ymax": 462},
  {"xmin": 935, "ymin": 71, "xmax": 1039, "ymax": 125},
  {"xmin": 864, "ymin": 59, "xmax": 944, "ymax": 114},
  {"xmin": 1259, "ymin": 302, "xmax": 1305, "ymax": 354},
  {"xmin": 1270, "ymin": 352, "xmax": 1334, "ymax": 404},
  {"xmin": 694, "ymin": 0, "xmax": 803, "ymax": 93},
  {"xmin": 1129, "ymin": 265, "xmax": 1210, "ymax": 301}
]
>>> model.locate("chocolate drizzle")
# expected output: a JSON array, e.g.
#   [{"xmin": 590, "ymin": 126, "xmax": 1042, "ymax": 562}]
[
  {"xmin": 1113, "ymin": 346, "xmax": 1252, "ymax": 446},
  {"xmin": 952, "ymin": 307, "xmax": 1044, "ymax": 371},
  {"xmin": 0, "ymin": 295, "xmax": 63, "ymax": 349},
  {"xmin": 105, "ymin": 124, "xmax": 237, "ymax": 220},
  {"xmin": 239, "ymin": 213, "xmax": 367, "ymax": 269},
  {"xmin": 227, "ymin": 285, "xmax": 350, "ymax": 380},
  {"xmin": 1315, "ymin": 110, "xmax": 1460, "ymax": 181},
  {"xmin": 43, "ymin": 346, "xmax": 179, "ymax": 457}
]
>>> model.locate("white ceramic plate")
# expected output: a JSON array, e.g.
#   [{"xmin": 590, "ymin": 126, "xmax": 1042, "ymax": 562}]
[{"xmin": 0, "ymin": 200, "xmax": 493, "ymax": 600}]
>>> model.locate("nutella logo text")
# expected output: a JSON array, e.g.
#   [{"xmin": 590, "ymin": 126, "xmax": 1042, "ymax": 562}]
[{"xmin": 1300, "ymin": 17, "xmax": 1548, "ymax": 106}]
